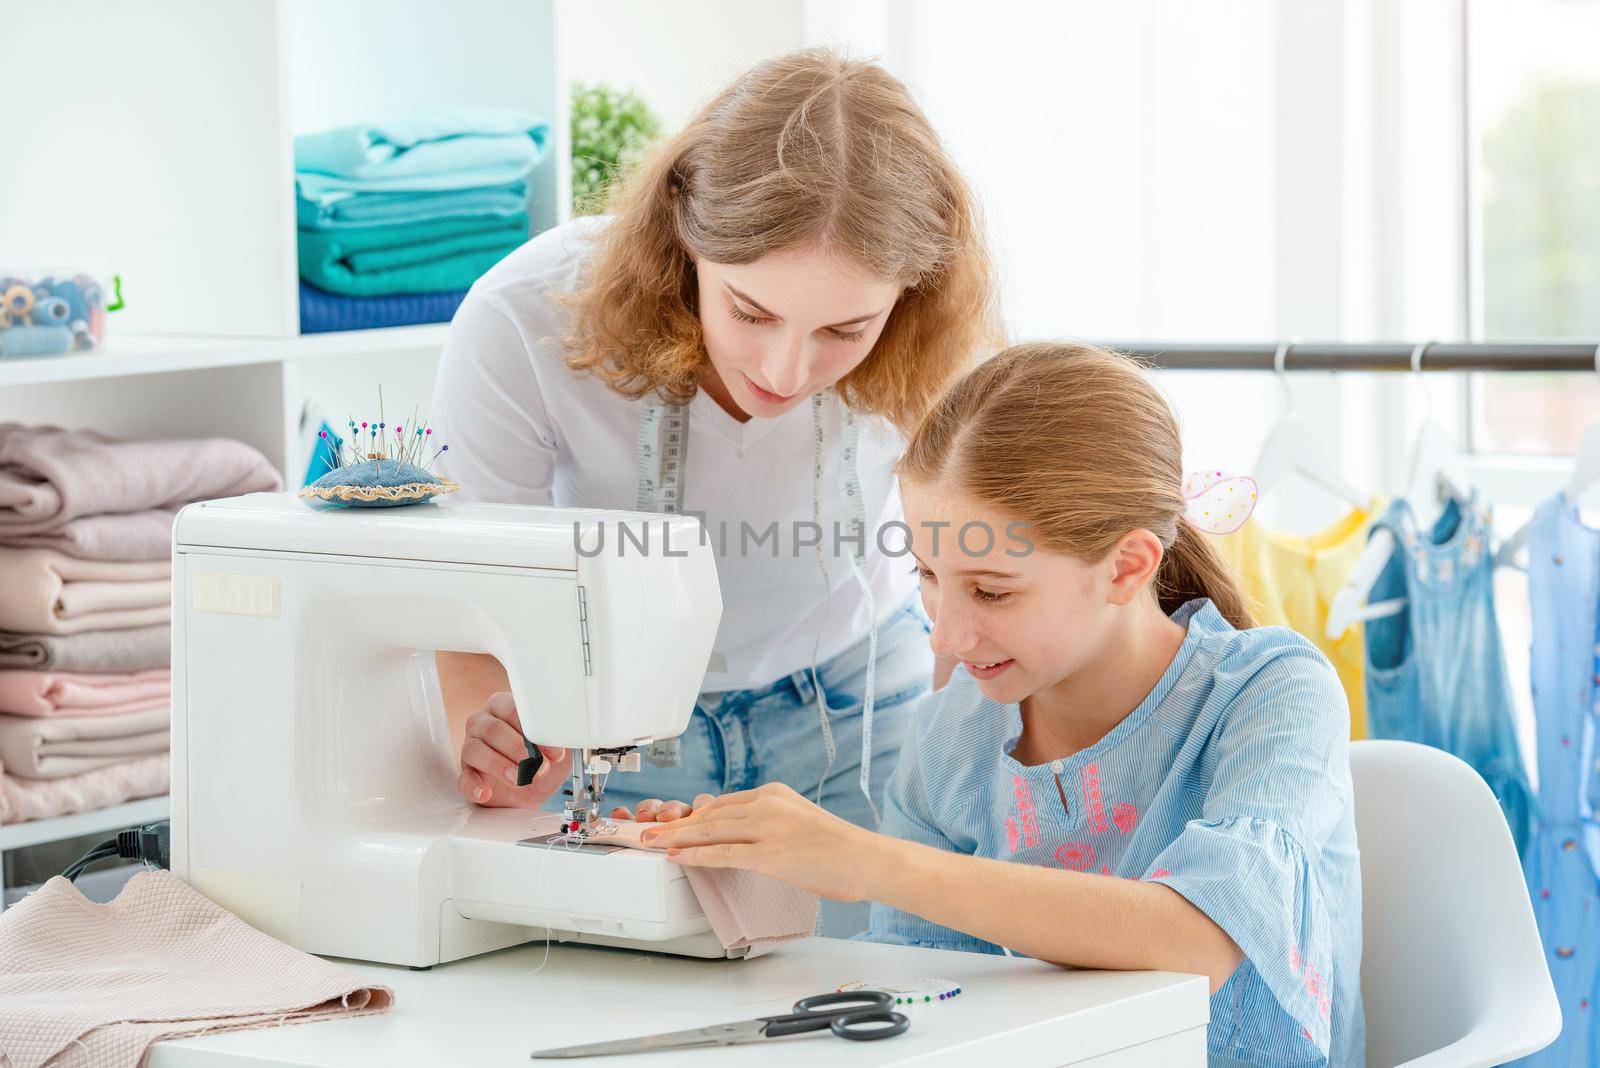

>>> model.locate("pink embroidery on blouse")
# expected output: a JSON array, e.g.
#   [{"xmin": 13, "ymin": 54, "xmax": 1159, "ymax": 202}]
[
  {"xmin": 1012, "ymin": 775, "xmax": 1041, "ymax": 848},
  {"xmin": 1147, "ymin": 867, "xmax": 1171, "ymax": 880},
  {"xmin": 1289, "ymin": 945, "xmax": 1303, "ymax": 973},
  {"xmin": 1100, "ymin": 863, "xmax": 1111, "ymax": 876},
  {"xmin": 1005, "ymin": 816, "xmax": 1020, "ymax": 854},
  {"xmin": 1112, "ymin": 801, "xmax": 1138, "ymax": 833},
  {"xmin": 1080, "ymin": 763, "xmax": 1109, "ymax": 834},
  {"xmin": 1055, "ymin": 841, "xmax": 1095, "ymax": 871}
]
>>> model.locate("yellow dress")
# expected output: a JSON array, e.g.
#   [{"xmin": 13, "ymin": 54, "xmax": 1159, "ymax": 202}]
[{"xmin": 1215, "ymin": 501, "xmax": 1381, "ymax": 739}]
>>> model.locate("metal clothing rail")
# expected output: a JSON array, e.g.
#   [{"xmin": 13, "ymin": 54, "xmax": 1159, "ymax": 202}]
[{"xmin": 1105, "ymin": 340, "xmax": 1600, "ymax": 373}]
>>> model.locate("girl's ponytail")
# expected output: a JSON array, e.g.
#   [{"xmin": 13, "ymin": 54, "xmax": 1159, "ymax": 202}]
[{"xmin": 1157, "ymin": 520, "xmax": 1255, "ymax": 629}]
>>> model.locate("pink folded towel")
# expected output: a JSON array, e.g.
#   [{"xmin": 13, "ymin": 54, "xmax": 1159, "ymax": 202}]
[
  {"xmin": 0, "ymin": 869, "xmax": 393, "ymax": 1068},
  {"xmin": 604, "ymin": 819, "xmax": 818, "ymax": 950},
  {"xmin": 0, "ymin": 706, "xmax": 169, "ymax": 779},
  {"xmin": 3, "ymin": 508, "xmax": 177, "ymax": 563},
  {"xmin": 0, "ymin": 624, "xmax": 171, "ymax": 673},
  {"xmin": 0, "ymin": 752, "xmax": 169, "ymax": 825},
  {"xmin": 0, "ymin": 669, "xmax": 169, "ymax": 718},
  {"xmin": 0, "ymin": 424, "xmax": 281, "ymax": 538},
  {"xmin": 0, "ymin": 547, "xmax": 170, "ymax": 635}
]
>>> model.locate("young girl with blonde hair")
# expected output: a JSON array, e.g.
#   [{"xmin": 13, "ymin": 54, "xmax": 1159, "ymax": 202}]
[
  {"xmin": 641, "ymin": 343, "xmax": 1366, "ymax": 1066},
  {"xmin": 430, "ymin": 48, "xmax": 998, "ymax": 935}
]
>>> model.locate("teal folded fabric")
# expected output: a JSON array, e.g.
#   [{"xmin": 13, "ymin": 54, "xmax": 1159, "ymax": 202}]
[
  {"xmin": 296, "ymin": 182, "xmax": 529, "ymax": 230},
  {"xmin": 297, "ymin": 213, "xmax": 529, "ymax": 297},
  {"xmin": 294, "ymin": 108, "xmax": 551, "ymax": 199}
]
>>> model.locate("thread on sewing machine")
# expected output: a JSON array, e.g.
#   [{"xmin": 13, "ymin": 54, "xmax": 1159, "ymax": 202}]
[{"xmin": 524, "ymin": 828, "xmax": 593, "ymax": 977}]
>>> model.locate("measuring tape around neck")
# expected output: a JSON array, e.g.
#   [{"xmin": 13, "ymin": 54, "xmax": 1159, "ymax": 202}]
[{"xmin": 634, "ymin": 403, "xmax": 690, "ymax": 514}]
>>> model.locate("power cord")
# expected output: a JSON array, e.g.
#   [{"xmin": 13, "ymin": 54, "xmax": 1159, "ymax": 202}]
[{"xmin": 61, "ymin": 820, "xmax": 170, "ymax": 882}]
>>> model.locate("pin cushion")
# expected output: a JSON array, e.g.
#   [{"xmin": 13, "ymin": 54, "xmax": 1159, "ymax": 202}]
[{"xmin": 298, "ymin": 410, "xmax": 457, "ymax": 508}]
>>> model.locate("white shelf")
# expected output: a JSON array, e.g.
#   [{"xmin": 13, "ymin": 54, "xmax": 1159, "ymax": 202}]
[
  {"xmin": 0, "ymin": 795, "xmax": 170, "ymax": 852},
  {"xmin": 0, "ymin": 325, "xmax": 451, "ymax": 388}
]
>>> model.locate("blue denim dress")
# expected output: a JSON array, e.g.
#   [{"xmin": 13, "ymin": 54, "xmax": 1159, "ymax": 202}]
[
  {"xmin": 1363, "ymin": 495, "xmax": 1536, "ymax": 854},
  {"xmin": 1515, "ymin": 493, "xmax": 1600, "ymax": 1065}
]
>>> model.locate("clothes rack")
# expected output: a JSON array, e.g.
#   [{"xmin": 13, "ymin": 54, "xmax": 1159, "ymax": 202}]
[{"xmin": 1108, "ymin": 341, "xmax": 1600, "ymax": 373}]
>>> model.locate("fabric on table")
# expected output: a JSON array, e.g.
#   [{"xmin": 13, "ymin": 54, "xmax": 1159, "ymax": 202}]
[
  {"xmin": 0, "ymin": 424, "xmax": 281, "ymax": 538},
  {"xmin": 0, "ymin": 669, "xmax": 169, "ymax": 718},
  {"xmin": 0, "ymin": 705, "xmax": 169, "ymax": 779},
  {"xmin": 0, "ymin": 547, "xmax": 169, "ymax": 635},
  {"xmin": 603, "ymin": 819, "xmax": 818, "ymax": 951},
  {"xmin": 1215, "ymin": 500, "xmax": 1382, "ymax": 739},
  {"xmin": 298, "ymin": 281, "xmax": 468, "ymax": 334},
  {"xmin": 296, "ymin": 213, "xmax": 529, "ymax": 297},
  {"xmin": 0, "ymin": 624, "xmax": 170, "ymax": 673},
  {"xmin": 0, "ymin": 868, "xmax": 392, "ymax": 1068},
  {"xmin": 296, "ymin": 181, "xmax": 529, "ymax": 230},
  {"xmin": 1, "ymin": 508, "xmax": 176, "ymax": 562},
  {"xmin": 0, "ymin": 751, "xmax": 169, "ymax": 825}
]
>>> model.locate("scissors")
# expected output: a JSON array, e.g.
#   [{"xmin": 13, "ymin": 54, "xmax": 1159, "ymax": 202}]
[{"xmin": 529, "ymin": 989, "xmax": 910, "ymax": 1059}]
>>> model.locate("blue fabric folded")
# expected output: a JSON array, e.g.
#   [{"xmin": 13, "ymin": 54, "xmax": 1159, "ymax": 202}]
[
  {"xmin": 298, "ymin": 281, "xmax": 467, "ymax": 334},
  {"xmin": 296, "ymin": 181, "xmax": 529, "ymax": 230},
  {"xmin": 294, "ymin": 108, "xmax": 551, "ymax": 200}
]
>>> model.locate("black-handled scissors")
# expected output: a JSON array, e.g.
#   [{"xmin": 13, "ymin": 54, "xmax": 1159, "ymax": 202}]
[{"xmin": 529, "ymin": 990, "xmax": 910, "ymax": 1059}]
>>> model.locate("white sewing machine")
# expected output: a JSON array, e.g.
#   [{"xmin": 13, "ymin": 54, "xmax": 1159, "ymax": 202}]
[{"xmin": 169, "ymin": 492, "xmax": 734, "ymax": 967}]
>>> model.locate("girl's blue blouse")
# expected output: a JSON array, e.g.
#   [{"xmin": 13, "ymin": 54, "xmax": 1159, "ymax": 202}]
[{"xmin": 864, "ymin": 599, "xmax": 1365, "ymax": 1068}]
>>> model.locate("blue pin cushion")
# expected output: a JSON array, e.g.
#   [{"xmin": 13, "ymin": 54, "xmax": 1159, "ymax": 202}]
[{"xmin": 299, "ymin": 457, "xmax": 458, "ymax": 508}]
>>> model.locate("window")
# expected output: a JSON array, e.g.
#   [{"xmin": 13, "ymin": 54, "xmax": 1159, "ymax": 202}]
[{"xmin": 1468, "ymin": 0, "xmax": 1600, "ymax": 456}]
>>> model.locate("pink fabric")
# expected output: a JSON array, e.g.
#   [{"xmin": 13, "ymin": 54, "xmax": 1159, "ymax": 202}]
[
  {"xmin": 0, "ymin": 869, "xmax": 392, "ymax": 1068},
  {"xmin": 0, "ymin": 669, "xmax": 169, "ymax": 718},
  {"xmin": 0, "ymin": 424, "xmax": 281, "ymax": 538},
  {"xmin": 2, "ymin": 508, "xmax": 177, "ymax": 562},
  {"xmin": 0, "ymin": 752, "xmax": 169, "ymax": 825},
  {"xmin": 0, "ymin": 547, "xmax": 170, "ymax": 635},
  {"xmin": 0, "ymin": 706, "xmax": 169, "ymax": 779},
  {"xmin": 603, "ymin": 819, "xmax": 818, "ymax": 950}
]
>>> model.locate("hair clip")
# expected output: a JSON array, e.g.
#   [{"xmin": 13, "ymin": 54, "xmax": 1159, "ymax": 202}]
[{"xmin": 1180, "ymin": 469, "xmax": 1258, "ymax": 534}]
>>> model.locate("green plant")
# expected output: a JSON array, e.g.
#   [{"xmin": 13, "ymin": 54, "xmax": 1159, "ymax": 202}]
[{"xmin": 571, "ymin": 82, "xmax": 662, "ymax": 216}]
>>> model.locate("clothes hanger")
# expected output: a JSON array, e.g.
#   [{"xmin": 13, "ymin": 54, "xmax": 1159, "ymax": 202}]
[
  {"xmin": 1326, "ymin": 342, "xmax": 1472, "ymax": 639},
  {"xmin": 1496, "ymin": 342, "xmax": 1600, "ymax": 570},
  {"xmin": 1251, "ymin": 340, "xmax": 1369, "ymax": 512}
]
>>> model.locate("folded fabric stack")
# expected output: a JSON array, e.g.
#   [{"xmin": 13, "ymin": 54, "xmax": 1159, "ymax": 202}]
[
  {"xmin": 294, "ymin": 108, "xmax": 551, "ymax": 333},
  {"xmin": 0, "ymin": 424, "xmax": 282, "ymax": 824}
]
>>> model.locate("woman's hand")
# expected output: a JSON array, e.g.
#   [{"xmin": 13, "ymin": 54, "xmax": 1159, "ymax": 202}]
[
  {"xmin": 610, "ymin": 794, "xmax": 715, "ymax": 823},
  {"xmin": 457, "ymin": 692, "xmax": 568, "ymax": 808},
  {"xmin": 638, "ymin": 782, "xmax": 886, "ymax": 902}
]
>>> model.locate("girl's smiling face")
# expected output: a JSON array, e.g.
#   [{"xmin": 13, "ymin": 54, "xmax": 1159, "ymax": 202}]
[{"xmin": 900, "ymin": 477, "xmax": 1164, "ymax": 706}]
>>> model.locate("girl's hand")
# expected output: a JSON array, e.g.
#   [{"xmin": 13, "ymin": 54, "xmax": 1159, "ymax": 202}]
[
  {"xmin": 610, "ymin": 794, "xmax": 715, "ymax": 823},
  {"xmin": 457, "ymin": 692, "xmax": 568, "ymax": 809},
  {"xmin": 638, "ymin": 782, "xmax": 885, "ymax": 902}
]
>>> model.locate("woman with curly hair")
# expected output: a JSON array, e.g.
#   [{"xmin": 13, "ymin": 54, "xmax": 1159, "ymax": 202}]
[{"xmin": 431, "ymin": 48, "xmax": 999, "ymax": 934}]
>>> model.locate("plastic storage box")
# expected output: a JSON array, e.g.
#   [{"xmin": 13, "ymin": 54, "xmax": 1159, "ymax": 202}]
[{"xmin": 0, "ymin": 264, "xmax": 111, "ymax": 358}]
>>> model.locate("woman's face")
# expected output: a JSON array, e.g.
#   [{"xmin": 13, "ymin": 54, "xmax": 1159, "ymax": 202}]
[{"xmin": 694, "ymin": 244, "xmax": 901, "ymax": 419}]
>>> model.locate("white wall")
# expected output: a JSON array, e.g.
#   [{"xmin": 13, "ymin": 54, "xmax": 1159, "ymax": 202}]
[{"xmin": 557, "ymin": 0, "xmax": 808, "ymax": 130}]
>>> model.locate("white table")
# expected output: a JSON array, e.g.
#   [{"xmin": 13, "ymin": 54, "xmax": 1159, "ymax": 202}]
[{"xmin": 150, "ymin": 937, "xmax": 1208, "ymax": 1067}]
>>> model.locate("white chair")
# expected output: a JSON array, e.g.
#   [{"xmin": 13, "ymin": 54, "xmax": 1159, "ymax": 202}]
[{"xmin": 1351, "ymin": 739, "xmax": 1561, "ymax": 1067}]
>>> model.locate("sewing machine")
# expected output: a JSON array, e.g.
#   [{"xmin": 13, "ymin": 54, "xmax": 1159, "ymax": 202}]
[{"xmin": 169, "ymin": 492, "xmax": 733, "ymax": 967}]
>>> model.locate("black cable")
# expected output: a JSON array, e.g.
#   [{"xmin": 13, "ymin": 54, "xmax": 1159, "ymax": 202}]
[{"xmin": 60, "ymin": 820, "xmax": 171, "ymax": 883}]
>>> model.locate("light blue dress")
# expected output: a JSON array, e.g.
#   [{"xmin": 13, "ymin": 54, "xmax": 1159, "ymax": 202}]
[
  {"xmin": 1515, "ymin": 493, "xmax": 1600, "ymax": 1066},
  {"xmin": 1363, "ymin": 495, "xmax": 1536, "ymax": 855},
  {"xmin": 865, "ymin": 600, "xmax": 1365, "ymax": 1067}
]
